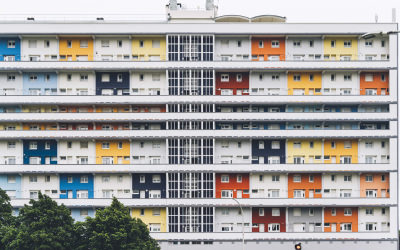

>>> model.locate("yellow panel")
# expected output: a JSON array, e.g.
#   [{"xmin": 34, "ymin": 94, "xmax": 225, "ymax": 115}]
[
  {"xmin": 287, "ymin": 139, "xmax": 323, "ymax": 163},
  {"xmin": 0, "ymin": 123, "xmax": 21, "ymax": 130},
  {"xmin": 323, "ymin": 140, "xmax": 358, "ymax": 163},
  {"xmin": 287, "ymin": 72, "xmax": 322, "ymax": 95},
  {"xmin": 95, "ymin": 141, "xmax": 130, "ymax": 164},
  {"xmin": 132, "ymin": 37, "xmax": 166, "ymax": 61},
  {"xmin": 132, "ymin": 208, "xmax": 167, "ymax": 232},
  {"xmin": 59, "ymin": 38, "xmax": 94, "ymax": 61},
  {"xmin": 323, "ymin": 37, "xmax": 358, "ymax": 60}
]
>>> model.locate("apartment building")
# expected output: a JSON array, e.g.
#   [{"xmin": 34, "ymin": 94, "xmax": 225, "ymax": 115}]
[{"xmin": 0, "ymin": 0, "xmax": 397, "ymax": 249}]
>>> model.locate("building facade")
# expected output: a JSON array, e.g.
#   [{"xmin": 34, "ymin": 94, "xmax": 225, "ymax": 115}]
[{"xmin": 0, "ymin": 1, "xmax": 398, "ymax": 249}]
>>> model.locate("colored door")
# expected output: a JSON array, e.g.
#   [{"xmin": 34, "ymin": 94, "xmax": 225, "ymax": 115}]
[
  {"xmin": 237, "ymin": 190, "xmax": 242, "ymax": 198},
  {"xmin": 309, "ymin": 190, "xmax": 314, "ymax": 198},
  {"xmin": 68, "ymin": 191, "xmax": 72, "ymax": 198},
  {"xmin": 259, "ymin": 224, "xmax": 265, "ymax": 232},
  {"xmin": 140, "ymin": 191, "xmax": 145, "ymax": 198},
  {"xmin": 331, "ymin": 223, "xmax": 336, "ymax": 232}
]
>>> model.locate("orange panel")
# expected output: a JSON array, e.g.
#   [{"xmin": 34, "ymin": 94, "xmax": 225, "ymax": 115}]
[
  {"xmin": 288, "ymin": 173, "xmax": 322, "ymax": 198},
  {"xmin": 324, "ymin": 207, "xmax": 358, "ymax": 232},
  {"xmin": 251, "ymin": 37, "xmax": 285, "ymax": 61}
]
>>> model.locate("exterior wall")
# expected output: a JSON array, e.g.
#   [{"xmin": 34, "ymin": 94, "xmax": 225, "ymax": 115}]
[
  {"xmin": 287, "ymin": 207, "xmax": 323, "ymax": 232},
  {"xmin": 360, "ymin": 173, "xmax": 389, "ymax": 198},
  {"xmin": 23, "ymin": 140, "xmax": 57, "ymax": 164},
  {"xmin": 22, "ymin": 174, "xmax": 59, "ymax": 199},
  {"xmin": 93, "ymin": 174, "xmax": 132, "ymax": 198},
  {"xmin": 252, "ymin": 207, "xmax": 286, "ymax": 232},
  {"xmin": 360, "ymin": 72, "xmax": 389, "ymax": 95},
  {"xmin": 22, "ymin": 72, "xmax": 57, "ymax": 95},
  {"xmin": 131, "ymin": 140, "xmax": 167, "ymax": 164},
  {"xmin": 322, "ymin": 173, "xmax": 360, "ymax": 198},
  {"xmin": 322, "ymin": 71, "xmax": 359, "ymax": 95},
  {"xmin": 22, "ymin": 123, "xmax": 57, "ymax": 131},
  {"xmin": 59, "ymin": 38, "xmax": 94, "ymax": 61},
  {"xmin": 249, "ymin": 71, "xmax": 287, "ymax": 95},
  {"xmin": 358, "ymin": 207, "xmax": 390, "ymax": 232},
  {"xmin": 59, "ymin": 174, "xmax": 94, "ymax": 199},
  {"xmin": 132, "ymin": 208, "xmax": 167, "ymax": 232},
  {"xmin": 358, "ymin": 37, "xmax": 389, "ymax": 60},
  {"xmin": 95, "ymin": 72, "xmax": 130, "ymax": 95},
  {"xmin": 251, "ymin": 37, "xmax": 285, "ymax": 61},
  {"xmin": 214, "ymin": 36, "xmax": 250, "ymax": 61},
  {"xmin": 0, "ymin": 140, "xmax": 23, "ymax": 164},
  {"xmin": 21, "ymin": 105, "xmax": 56, "ymax": 113},
  {"xmin": 95, "ymin": 140, "xmax": 130, "ymax": 164},
  {"xmin": 358, "ymin": 139, "xmax": 390, "ymax": 163},
  {"xmin": 324, "ymin": 207, "xmax": 358, "ymax": 232},
  {"xmin": 249, "ymin": 173, "xmax": 288, "ymax": 198},
  {"xmin": 0, "ymin": 72, "xmax": 23, "ymax": 95},
  {"xmin": 323, "ymin": 37, "xmax": 358, "ymax": 60},
  {"xmin": 94, "ymin": 38, "xmax": 132, "ymax": 61},
  {"xmin": 288, "ymin": 173, "xmax": 322, "ymax": 198},
  {"xmin": 132, "ymin": 37, "xmax": 166, "ymax": 61},
  {"xmin": 21, "ymin": 38, "xmax": 58, "ymax": 61},
  {"xmin": 287, "ymin": 72, "xmax": 322, "ymax": 95},
  {"xmin": 0, "ymin": 123, "xmax": 22, "ymax": 131},
  {"xmin": 58, "ymin": 140, "xmax": 96, "ymax": 164},
  {"xmin": 215, "ymin": 139, "xmax": 251, "ymax": 164},
  {"xmin": 215, "ymin": 207, "xmax": 252, "ymax": 232},
  {"xmin": 130, "ymin": 71, "xmax": 167, "ymax": 95},
  {"xmin": 58, "ymin": 72, "xmax": 96, "ymax": 95},
  {"xmin": 251, "ymin": 139, "xmax": 285, "ymax": 164},
  {"xmin": 70, "ymin": 208, "xmax": 95, "ymax": 222},
  {"xmin": 323, "ymin": 140, "xmax": 358, "ymax": 164},
  {"xmin": 216, "ymin": 72, "xmax": 249, "ymax": 95},
  {"xmin": 215, "ymin": 173, "xmax": 250, "ymax": 198},
  {"xmin": 0, "ymin": 174, "xmax": 22, "ymax": 198},
  {"xmin": 131, "ymin": 173, "xmax": 166, "ymax": 198},
  {"xmin": 287, "ymin": 139, "xmax": 323, "ymax": 164},
  {"xmin": 59, "ymin": 106, "xmax": 95, "ymax": 113},
  {"xmin": 286, "ymin": 37, "xmax": 323, "ymax": 60},
  {"xmin": 0, "ymin": 37, "xmax": 21, "ymax": 61}
]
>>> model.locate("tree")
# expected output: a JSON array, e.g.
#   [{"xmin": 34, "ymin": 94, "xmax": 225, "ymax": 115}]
[
  {"xmin": 2, "ymin": 192, "xmax": 78, "ymax": 250},
  {"xmin": 0, "ymin": 188, "xmax": 15, "ymax": 250},
  {"xmin": 83, "ymin": 197, "xmax": 159, "ymax": 250}
]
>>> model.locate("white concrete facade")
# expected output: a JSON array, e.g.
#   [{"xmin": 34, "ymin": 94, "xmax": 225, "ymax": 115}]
[
  {"xmin": 322, "ymin": 71, "xmax": 359, "ymax": 95},
  {"xmin": 215, "ymin": 139, "xmax": 251, "ymax": 164},
  {"xmin": 58, "ymin": 140, "xmax": 96, "ymax": 164},
  {"xmin": 249, "ymin": 71, "xmax": 288, "ymax": 95},
  {"xmin": 358, "ymin": 37, "xmax": 389, "ymax": 61},
  {"xmin": 0, "ymin": 140, "xmax": 23, "ymax": 164},
  {"xmin": 131, "ymin": 140, "xmax": 167, "ymax": 164},
  {"xmin": 58, "ymin": 72, "xmax": 96, "ymax": 95},
  {"xmin": 93, "ymin": 174, "xmax": 132, "ymax": 198},
  {"xmin": 215, "ymin": 36, "xmax": 251, "ymax": 61},
  {"xmin": 249, "ymin": 173, "xmax": 288, "ymax": 198},
  {"xmin": 322, "ymin": 173, "xmax": 360, "ymax": 198},
  {"xmin": 0, "ymin": 72, "xmax": 23, "ymax": 95},
  {"xmin": 358, "ymin": 207, "xmax": 390, "ymax": 232},
  {"xmin": 286, "ymin": 37, "xmax": 324, "ymax": 61},
  {"xmin": 21, "ymin": 174, "xmax": 59, "ymax": 199},
  {"xmin": 215, "ymin": 207, "xmax": 252, "ymax": 232},
  {"xmin": 130, "ymin": 71, "xmax": 167, "ymax": 95},
  {"xmin": 21, "ymin": 37, "xmax": 59, "ymax": 62},
  {"xmin": 358, "ymin": 139, "xmax": 390, "ymax": 164},
  {"xmin": 94, "ymin": 37, "xmax": 132, "ymax": 61}
]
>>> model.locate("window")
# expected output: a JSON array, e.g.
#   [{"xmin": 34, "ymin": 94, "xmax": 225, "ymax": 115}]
[
  {"xmin": 117, "ymin": 142, "xmax": 123, "ymax": 149},
  {"xmin": 271, "ymin": 208, "xmax": 280, "ymax": 216},
  {"xmin": 259, "ymin": 208, "xmax": 264, "ymax": 216},
  {"xmin": 7, "ymin": 141, "xmax": 16, "ymax": 149},
  {"xmin": 29, "ymin": 176, "xmax": 37, "ymax": 183},
  {"xmin": 331, "ymin": 208, "xmax": 336, "ymax": 216},
  {"xmin": 272, "ymin": 74, "xmax": 279, "ymax": 80},
  {"xmin": 259, "ymin": 175, "xmax": 264, "ymax": 182},
  {"xmin": 309, "ymin": 141, "xmax": 314, "ymax": 148},
  {"xmin": 28, "ymin": 40, "xmax": 37, "ymax": 48},
  {"xmin": 331, "ymin": 141, "xmax": 336, "ymax": 148},
  {"xmin": 140, "ymin": 175, "xmax": 145, "ymax": 183},
  {"xmin": 309, "ymin": 208, "xmax": 315, "ymax": 216},
  {"xmin": 330, "ymin": 74, "xmax": 336, "ymax": 81},
  {"xmin": 7, "ymin": 176, "xmax": 16, "ymax": 183},
  {"xmin": 344, "ymin": 208, "xmax": 352, "ymax": 216},
  {"xmin": 341, "ymin": 223, "xmax": 352, "ymax": 232},
  {"xmin": 117, "ymin": 74, "xmax": 123, "ymax": 82},
  {"xmin": 67, "ymin": 176, "xmax": 73, "ymax": 183},
  {"xmin": 80, "ymin": 141, "xmax": 88, "ymax": 149},
  {"xmin": 271, "ymin": 141, "xmax": 280, "ymax": 149},
  {"xmin": 152, "ymin": 175, "xmax": 161, "ymax": 183},
  {"xmin": 258, "ymin": 40, "xmax": 264, "ymax": 48},
  {"xmin": 66, "ymin": 40, "xmax": 72, "ymax": 48},
  {"xmin": 381, "ymin": 175, "xmax": 386, "ymax": 182},
  {"xmin": 102, "ymin": 74, "xmax": 110, "ymax": 82},
  {"xmin": 139, "ymin": 74, "xmax": 144, "ymax": 81},
  {"xmin": 67, "ymin": 74, "xmax": 72, "ymax": 81},
  {"xmin": 102, "ymin": 176, "xmax": 110, "ymax": 183},
  {"xmin": 330, "ymin": 40, "xmax": 336, "ymax": 48},
  {"xmin": 344, "ymin": 175, "xmax": 352, "ymax": 182},
  {"xmin": 7, "ymin": 40, "xmax": 16, "ymax": 48},
  {"xmin": 293, "ymin": 41, "xmax": 301, "ymax": 47},
  {"xmin": 236, "ymin": 74, "xmax": 242, "ymax": 82},
  {"xmin": 80, "ymin": 209, "xmax": 89, "ymax": 216},
  {"xmin": 139, "ymin": 40, "xmax": 144, "ymax": 48},
  {"xmin": 344, "ymin": 141, "xmax": 352, "ymax": 149},
  {"xmin": 221, "ymin": 175, "xmax": 229, "ymax": 183},
  {"xmin": 344, "ymin": 74, "xmax": 352, "ymax": 81},
  {"xmin": 7, "ymin": 74, "xmax": 16, "ymax": 81},
  {"xmin": 80, "ymin": 74, "xmax": 88, "ymax": 81},
  {"xmin": 80, "ymin": 175, "xmax": 89, "ymax": 183},
  {"xmin": 102, "ymin": 142, "xmax": 110, "ymax": 149},
  {"xmin": 344, "ymin": 41, "xmax": 352, "ymax": 47},
  {"xmin": 365, "ymin": 141, "xmax": 373, "ymax": 148},
  {"xmin": 77, "ymin": 190, "xmax": 88, "ymax": 199},
  {"xmin": 45, "ymin": 141, "xmax": 51, "ymax": 150},
  {"xmin": 309, "ymin": 74, "xmax": 314, "ymax": 81},
  {"xmin": 221, "ymin": 190, "xmax": 233, "ymax": 198},
  {"xmin": 237, "ymin": 40, "xmax": 242, "ymax": 47},
  {"xmin": 365, "ymin": 40, "xmax": 373, "ymax": 47},
  {"xmin": 293, "ymin": 75, "xmax": 301, "ymax": 81},
  {"xmin": 237, "ymin": 175, "xmax": 242, "ymax": 183},
  {"xmin": 117, "ymin": 40, "xmax": 123, "ymax": 47},
  {"xmin": 293, "ymin": 208, "xmax": 301, "ymax": 216},
  {"xmin": 272, "ymin": 175, "xmax": 280, "ymax": 182},
  {"xmin": 309, "ymin": 175, "xmax": 314, "ymax": 183},
  {"xmin": 80, "ymin": 40, "xmax": 88, "ymax": 48},
  {"xmin": 221, "ymin": 74, "xmax": 229, "ymax": 82},
  {"xmin": 381, "ymin": 141, "xmax": 386, "ymax": 148},
  {"xmin": 271, "ymin": 40, "xmax": 280, "ymax": 48},
  {"xmin": 44, "ymin": 175, "xmax": 51, "ymax": 182},
  {"xmin": 293, "ymin": 175, "xmax": 301, "ymax": 183},
  {"xmin": 293, "ymin": 142, "xmax": 301, "ymax": 148},
  {"xmin": 29, "ymin": 141, "xmax": 38, "ymax": 150},
  {"xmin": 258, "ymin": 141, "xmax": 264, "ymax": 149},
  {"xmin": 366, "ymin": 208, "xmax": 374, "ymax": 215},
  {"xmin": 101, "ymin": 40, "xmax": 109, "ymax": 47},
  {"xmin": 309, "ymin": 40, "xmax": 314, "ymax": 47},
  {"xmin": 29, "ymin": 74, "xmax": 38, "ymax": 81}
]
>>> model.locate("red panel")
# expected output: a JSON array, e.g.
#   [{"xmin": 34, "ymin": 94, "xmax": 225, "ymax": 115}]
[
  {"xmin": 216, "ymin": 72, "xmax": 249, "ymax": 95},
  {"xmin": 251, "ymin": 207, "xmax": 286, "ymax": 232}
]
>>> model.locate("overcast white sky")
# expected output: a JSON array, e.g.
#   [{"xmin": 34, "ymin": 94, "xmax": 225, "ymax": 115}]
[{"xmin": 1, "ymin": 0, "xmax": 400, "ymax": 23}]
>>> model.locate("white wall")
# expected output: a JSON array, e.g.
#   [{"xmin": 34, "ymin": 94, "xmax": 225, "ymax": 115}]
[
  {"xmin": 22, "ymin": 174, "xmax": 59, "ymax": 199},
  {"xmin": 286, "ymin": 37, "xmax": 324, "ymax": 60},
  {"xmin": 358, "ymin": 139, "xmax": 390, "ymax": 163},
  {"xmin": 215, "ymin": 139, "xmax": 251, "ymax": 164},
  {"xmin": 94, "ymin": 38, "xmax": 131, "ymax": 61},
  {"xmin": 322, "ymin": 71, "xmax": 359, "ymax": 95},
  {"xmin": 131, "ymin": 72, "xmax": 167, "ymax": 95},
  {"xmin": 0, "ymin": 72, "xmax": 23, "ymax": 95},
  {"xmin": 58, "ymin": 140, "xmax": 96, "ymax": 164},
  {"xmin": 131, "ymin": 140, "xmax": 167, "ymax": 164},
  {"xmin": 358, "ymin": 38, "xmax": 389, "ymax": 60},
  {"xmin": 322, "ymin": 173, "xmax": 360, "ymax": 198},
  {"xmin": 249, "ymin": 72, "xmax": 288, "ymax": 95},
  {"xmin": 94, "ymin": 174, "xmax": 132, "ymax": 198},
  {"xmin": 58, "ymin": 72, "xmax": 96, "ymax": 95},
  {"xmin": 358, "ymin": 207, "xmax": 390, "ymax": 232},
  {"xmin": 21, "ymin": 38, "xmax": 59, "ymax": 61},
  {"xmin": 215, "ymin": 36, "xmax": 250, "ymax": 61},
  {"xmin": 0, "ymin": 141, "xmax": 23, "ymax": 164},
  {"xmin": 215, "ymin": 207, "xmax": 252, "ymax": 232},
  {"xmin": 250, "ymin": 173, "xmax": 288, "ymax": 198}
]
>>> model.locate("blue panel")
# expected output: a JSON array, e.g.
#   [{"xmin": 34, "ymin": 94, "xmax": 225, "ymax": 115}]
[
  {"xmin": 0, "ymin": 38, "xmax": 21, "ymax": 61},
  {"xmin": 95, "ymin": 72, "xmax": 130, "ymax": 95},
  {"xmin": 22, "ymin": 73, "xmax": 58, "ymax": 95},
  {"xmin": 59, "ymin": 174, "xmax": 94, "ymax": 199},
  {"xmin": 0, "ymin": 175, "xmax": 22, "ymax": 198},
  {"xmin": 251, "ymin": 140, "xmax": 286, "ymax": 164},
  {"xmin": 70, "ymin": 208, "xmax": 95, "ymax": 222},
  {"xmin": 23, "ymin": 140, "xmax": 57, "ymax": 164},
  {"xmin": 132, "ymin": 173, "xmax": 166, "ymax": 198}
]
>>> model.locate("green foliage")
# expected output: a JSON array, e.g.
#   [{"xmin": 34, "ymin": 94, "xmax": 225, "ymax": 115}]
[
  {"xmin": 84, "ymin": 197, "xmax": 159, "ymax": 250},
  {"xmin": 0, "ymin": 189, "xmax": 15, "ymax": 250}
]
